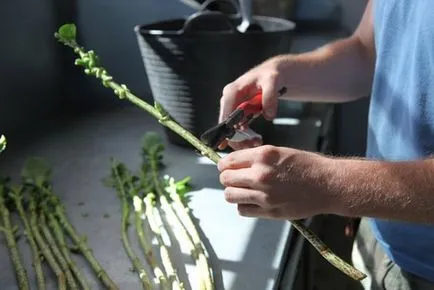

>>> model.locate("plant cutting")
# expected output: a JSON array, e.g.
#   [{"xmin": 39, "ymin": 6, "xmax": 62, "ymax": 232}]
[
  {"xmin": 9, "ymin": 185, "xmax": 46, "ymax": 290},
  {"xmin": 46, "ymin": 209, "xmax": 91, "ymax": 290},
  {"xmin": 129, "ymin": 155, "xmax": 185, "ymax": 290},
  {"xmin": 0, "ymin": 180, "xmax": 30, "ymax": 290},
  {"xmin": 163, "ymin": 175, "xmax": 214, "ymax": 289},
  {"xmin": 133, "ymin": 195, "xmax": 169, "ymax": 289},
  {"xmin": 21, "ymin": 157, "xmax": 119, "ymax": 290},
  {"xmin": 143, "ymin": 192, "xmax": 185, "ymax": 290},
  {"xmin": 9, "ymin": 164, "xmax": 90, "ymax": 290},
  {"xmin": 28, "ymin": 187, "xmax": 67, "ymax": 290},
  {"xmin": 54, "ymin": 23, "xmax": 366, "ymax": 281},
  {"xmin": 38, "ymin": 211, "xmax": 78, "ymax": 289},
  {"xmin": 142, "ymin": 132, "xmax": 214, "ymax": 290},
  {"xmin": 123, "ymin": 163, "xmax": 168, "ymax": 288},
  {"xmin": 106, "ymin": 158, "xmax": 153, "ymax": 289}
]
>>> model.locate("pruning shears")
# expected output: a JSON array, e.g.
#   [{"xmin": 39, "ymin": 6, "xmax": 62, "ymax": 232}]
[{"xmin": 200, "ymin": 87, "xmax": 287, "ymax": 150}]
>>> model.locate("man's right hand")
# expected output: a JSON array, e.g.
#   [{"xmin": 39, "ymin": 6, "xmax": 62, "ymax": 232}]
[
  {"xmin": 218, "ymin": 56, "xmax": 287, "ymax": 150},
  {"xmin": 218, "ymin": 0, "xmax": 374, "ymax": 151}
]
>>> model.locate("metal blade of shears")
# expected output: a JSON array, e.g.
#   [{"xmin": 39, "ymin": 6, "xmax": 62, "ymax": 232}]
[{"xmin": 200, "ymin": 86, "xmax": 287, "ymax": 149}]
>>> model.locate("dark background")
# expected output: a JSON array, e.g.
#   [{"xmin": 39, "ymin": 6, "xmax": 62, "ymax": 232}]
[{"xmin": 0, "ymin": 0, "xmax": 368, "ymax": 157}]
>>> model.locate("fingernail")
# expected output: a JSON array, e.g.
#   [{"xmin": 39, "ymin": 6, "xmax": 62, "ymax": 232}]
[{"xmin": 217, "ymin": 160, "xmax": 223, "ymax": 171}]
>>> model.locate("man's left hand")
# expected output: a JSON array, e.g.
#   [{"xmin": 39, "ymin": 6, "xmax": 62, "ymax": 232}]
[{"xmin": 217, "ymin": 145, "xmax": 336, "ymax": 220}]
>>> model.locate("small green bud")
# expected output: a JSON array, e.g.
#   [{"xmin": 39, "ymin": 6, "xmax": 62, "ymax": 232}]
[
  {"xmin": 74, "ymin": 58, "xmax": 86, "ymax": 66},
  {"xmin": 116, "ymin": 84, "xmax": 129, "ymax": 99},
  {"xmin": 154, "ymin": 102, "xmax": 170, "ymax": 121},
  {"xmin": 101, "ymin": 74, "xmax": 113, "ymax": 87},
  {"xmin": 94, "ymin": 68, "xmax": 101, "ymax": 78}
]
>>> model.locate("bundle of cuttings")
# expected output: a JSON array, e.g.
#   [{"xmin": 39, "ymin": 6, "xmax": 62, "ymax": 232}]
[
  {"xmin": 104, "ymin": 132, "xmax": 215, "ymax": 290},
  {"xmin": 0, "ymin": 158, "xmax": 119, "ymax": 290}
]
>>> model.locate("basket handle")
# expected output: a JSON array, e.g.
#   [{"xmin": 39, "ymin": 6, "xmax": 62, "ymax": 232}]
[
  {"xmin": 181, "ymin": 10, "xmax": 236, "ymax": 34},
  {"xmin": 199, "ymin": 0, "xmax": 240, "ymax": 14}
]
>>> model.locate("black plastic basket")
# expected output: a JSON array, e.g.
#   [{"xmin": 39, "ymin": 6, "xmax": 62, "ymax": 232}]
[{"xmin": 134, "ymin": 2, "xmax": 296, "ymax": 147}]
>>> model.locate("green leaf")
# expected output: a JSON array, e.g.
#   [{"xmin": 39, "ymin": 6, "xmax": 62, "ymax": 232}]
[
  {"xmin": 21, "ymin": 157, "xmax": 51, "ymax": 187},
  {"xmin": 141, "ymin": 132, "xmax": 165, "ymax": 165},
  {"xmin": 142, "ymin": 132, "xmax": 162, "ymax": 152},
  {"xmin": 175, "ymin": 176, "xmax": 192, "ymax": 188},
  {"xmin": 58, "ymin": 23, "xmax": 77, "ymax": 42},
  {"xmin": 0, "ymin": 135, "xmax": 6, "ymax": 153}
]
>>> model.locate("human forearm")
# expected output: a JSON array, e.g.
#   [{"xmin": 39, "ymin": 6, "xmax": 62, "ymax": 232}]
[
  {"xmin": 323, "ymin": 157, "xmax": 434, "ymax": 224},
  {"xmin": 274, "ymin": 36, "xmax": 375, "ymax": 103}
]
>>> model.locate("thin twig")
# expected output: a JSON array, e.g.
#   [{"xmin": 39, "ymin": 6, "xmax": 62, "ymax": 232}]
[
  {"xmin": 29, "ymin": 191, "xmax": 66, "ymax": 290},
  {"xmin": 9, "ymin": 186, "xmax": 45, "ymax": 290},
  {"xmin": 165, "ymin": 176, "xmax": 214, "ymax": 290},
  {"xmin": 110, "ymin": 160, "xmax": 153, "ymax": 289},
  {"xmin": 46, "ymin": 211, "xmax": 91, "ymax": 290},
  {"xmin": 144, "ymin": 193, "xmax": 185, "ymax": 290},
  {"xmin": 50, "ymin": 193, "xmax": 119, "ymax": 290},
  {"xmin": 39, "ymin": 211, "xmax": 79, "ymax": 290},
  {"xmin": 148, "ymin": 155, "xmax": 208, "ymax": 290},
  {"xmin": 128, "ymin": 171, "xmax": 169, "ymax": 290},
  {"xmin": 0, "ymin": 184, "xmax": 30, "ymax": 290},
  {"xmin": 21, "ymin": 157, "xmax": 119, "ymax": 289}
]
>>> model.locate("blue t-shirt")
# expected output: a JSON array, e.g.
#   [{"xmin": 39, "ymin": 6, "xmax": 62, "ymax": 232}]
[{"xmin": 367, "ymin": 0, "xmax": 434, "ymax": 282}]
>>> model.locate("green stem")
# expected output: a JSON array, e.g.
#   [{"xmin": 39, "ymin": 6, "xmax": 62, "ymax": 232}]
[
  {"xmin": 132, "ymin": 195, "xmax": 169, "ymax": 289},
  {"xmin": 149, "ymin": 161, "xmax": 207, "ymax": 290},
  {"xmin": 55, "ymin": 37, "xmax": 220, "ymax": 164},
  {"xmin": 160, "ymin": 194, "xmax": 207, "ymax": 290},
  {"xmin": 44, "ymin": 189, "xmax": 119, "ymax": 290},
  {"xmin": 165, "ymin": 183, "xmax": 214, "ymax": 290},
  {"xmin": 9, "ymin": 187, "xmax": 45, "ymax": 290},
  {"xmin": 144, "ymin": 194, "xmax": 184, "ymax": 290},
  {"xmin": 111, "ymin": 164, "xmax": 153, "ymax": 290},
  {"xmin": 0, "ymin": 185, "xmax": 30, "ymax": 290},
  {"xmin": 29, "ymin": 193, "xmax": 66, "ymax": 290},
  {"xmin": 46, "ymin": 211, "xmax": 91, "ymax": 290},
  {"xmin": 55, "ymin": 27, "xmax": 367, "ymax": 281},
  {"xmin": 45, "ymin": 211, "xmax": 90, "ymax": 290},
  {"xmin": 39, "ymin": 212, "xmax": 79, "ymax": 290}
]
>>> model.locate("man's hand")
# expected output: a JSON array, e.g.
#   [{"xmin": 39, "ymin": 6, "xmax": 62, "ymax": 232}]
[
  {"xmin": 218, "ymin": 1, "xmax": 374, "ymax": 151},
  {"xmin": 217, "ymin": 145, "xmax": 334, "ymax": 220},
  {"xmin": 219, "ymin": 57, "xmax": 286, "ymax": 123},
  {"xmin": 218, "ymin": 57, "xmax": 287, "ymax": 150}
]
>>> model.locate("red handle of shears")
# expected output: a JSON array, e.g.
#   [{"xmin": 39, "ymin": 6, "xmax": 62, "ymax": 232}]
[
  {"xmin": 237, "ymin": 92, "xmax": 263, "ymax": 116},
  {"xmin": 235, "ymin": 87, "xmax": 287, "ymax": 117}
]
